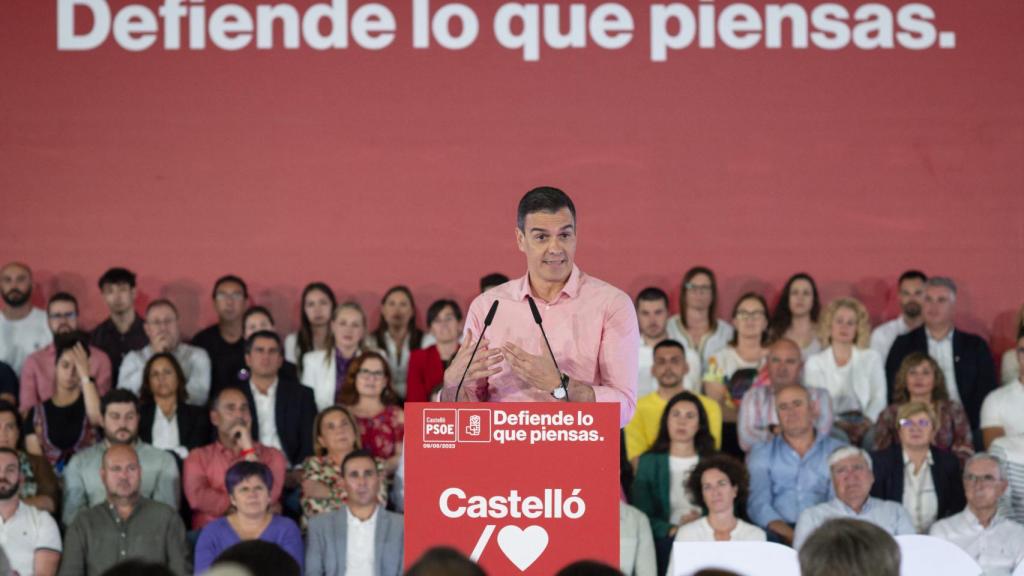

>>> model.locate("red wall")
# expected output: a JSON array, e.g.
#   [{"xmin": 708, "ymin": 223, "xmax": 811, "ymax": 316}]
[{"xmin": 2, "ymin": 1, "xmax": 1022, "ymax": 358}]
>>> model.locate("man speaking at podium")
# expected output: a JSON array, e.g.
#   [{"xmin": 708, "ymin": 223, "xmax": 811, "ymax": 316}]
[{"xmin": 441, "ymin": 187, "xmax": 639, "ymax": 426}]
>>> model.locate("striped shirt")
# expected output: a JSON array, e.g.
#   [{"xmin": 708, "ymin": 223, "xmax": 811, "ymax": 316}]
[{"xmin": 990, "ymin": 435, "xmax": 1024, "ymax": 525}]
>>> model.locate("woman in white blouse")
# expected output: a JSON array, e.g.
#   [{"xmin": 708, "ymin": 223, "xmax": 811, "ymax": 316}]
[
  {"xmin": 804, "ymin": 297, "xmax": 887, "ymax": 446},
  {"xmin": 284, "ymin": 282, "xmax": 336, "ymax": 376},
  {"xmin": 301, "ymin": 302, "xmax": 370, "ymax": 412}
]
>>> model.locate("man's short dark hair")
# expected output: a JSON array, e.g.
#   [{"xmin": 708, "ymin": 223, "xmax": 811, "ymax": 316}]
[
  {"xmin": 898, "ymin": 270, "xmax": 927, "ymax": 285},
  {"xmin": 555, "ymin": 560, "xmax": 621, "ymax": 576},
  {"xmin": 653, "ymin": 339, "xmax": 686, "ymax": 356},
  {"xmin": 0, "ymin": 401, "xmax": 22, "ymax": 444},
  {"xmin": 406, "ymin": 547, "xmax": 486, "ymax": 576},
  {"xmin": 243, "ymin": 305, "xmax": 275, "ymax": 327},
  {"xmin": 426, "ymin": 299, "xmax": 463, "ymax": 326},
  {"xmin": 47, "ymin": 292, "xmax": 78, "ymax": 313},
  {"xmin": 517, "ymin": 186, "xmax": 576, "ymax": 231},
  {"xmin": 211, "ymin": 385, "xmax": 246, "ymax": 411},
  {"xmin": 479, "ymin": 273, "xmax": 509, "ymax": 292},
  {"xmin": 54, "ymin": 331, "xmax": 91, "ymax": 364},
  {"xmin": 245, "ymin": 330, "xmax": 282, "ymax": 354},
  {"xmin": 98, "ymin": 267, "xmax": 137, "ymax": 289},
  {"xmin": 213, "ymin": 274, "xmax": 248, "ymax": 299},
  {"xmin": 101, "ymin": 389, "xmax": 140, "ymax": 418},
  {"xmin": 145, "ymin": 298, "xmax": 178, "ymax": 317},
  {"xmin": 341, "ymin": 449, "xmax": 377, "ymax": 475},
  {"xmin": 213, "ymin": 540, "xmax": 300, "ymax": 576},
  {"xmin": 636, "ymin": 286, "xmax": 669, "ymax": 307},
  {"xmin": 798, "ymin": 518, "xmax": 900, "ymax": 576}
]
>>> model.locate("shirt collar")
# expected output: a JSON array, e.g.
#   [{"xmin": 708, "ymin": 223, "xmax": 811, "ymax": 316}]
[
  {"xmin": 926, "ymin": 328, "xmax": 954, "ymax": 344},
  {"xmin": 902, "ymin": 449, "xmax": 934, "ymax": 467},
  {"xmin": 250, "ymin": 378, "xmax": 279, "ymax": 398},
  {"xmin": 836, "ymin": 496, "xmax": 875, "ymax": 516},
  {"xmin": 347, "ymin": 505, "xmax": 379, "ymax": 525},
  {"xmin": 513, "ymin": 265, "xmax": 582, "ymax": 302},
  {"xmin": 962, "ymin": 506, "xmax": 1006, "ymax": 530}
]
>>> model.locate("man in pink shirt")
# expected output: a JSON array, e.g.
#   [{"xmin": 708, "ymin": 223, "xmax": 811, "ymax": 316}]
[
  {"xmin": 19, "ymin": 292, "xmax": 111, "ymax": 414},
  {"xmin": 442, "ymin": 187, "xmax": 639, "ymax": 426}
]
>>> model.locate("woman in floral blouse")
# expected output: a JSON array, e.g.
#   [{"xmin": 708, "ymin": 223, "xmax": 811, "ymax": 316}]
[{"xmin": 300, "ymin": 405, "xmax": 362, "ymax": 521}]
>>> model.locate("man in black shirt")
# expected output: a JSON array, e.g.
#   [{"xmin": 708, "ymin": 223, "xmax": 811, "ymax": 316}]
[
  {"xmin": 191, "ymin": 275, "xmax": 249, "ymax": 396},
  {"xmin": 90, "ymin": 268, "xmax": 146, "ymax": 388}
]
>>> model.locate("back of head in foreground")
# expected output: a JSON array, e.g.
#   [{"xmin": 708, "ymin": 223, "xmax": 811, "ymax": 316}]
[{"xmin": 798, "ymin": 518, "xmax": 900, "ymax": 576}]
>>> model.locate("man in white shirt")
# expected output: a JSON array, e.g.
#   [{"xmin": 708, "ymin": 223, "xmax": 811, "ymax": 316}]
[
  {"xmin": 930, "ymin": 453, "xmax": 1024, "ymax": 576},
  {"xmin": 0, "ymin": 446, "xmax": 62, "ymax": 576},
  {"xmin": 305, "ymin": 450, "xmax": 404, "ymax": 576},
  {"xmin": 870, "ymin": 270, "xmax": 926, "ymax": 361},
  {"xmin": 635, "ymin": 287, "xmax": 700, "ymax": 397},
  {"xmin": 119, "ymin": 299, "xmax": 212, "ymax": 406},
  {"xmin": 0, "ymin": 262, "xmax": 52, "ymax": 375}
]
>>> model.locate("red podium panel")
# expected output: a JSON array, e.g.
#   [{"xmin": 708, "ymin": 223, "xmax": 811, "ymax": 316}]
[{"xmin": 405, "ymin": 402, "xmax": 620, "ymax": 573}]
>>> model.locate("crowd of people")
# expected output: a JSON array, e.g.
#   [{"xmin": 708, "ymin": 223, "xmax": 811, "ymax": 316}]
[{"xmin": 0, "ymin": 250, "xmax": 1021, "ymax": 576}]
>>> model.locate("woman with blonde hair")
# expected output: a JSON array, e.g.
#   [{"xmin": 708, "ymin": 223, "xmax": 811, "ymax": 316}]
[
  {"xmin": 804, "ymin": 297, "xmax": 886, "ymax": 446},
  {"xmin": 301, "ymin": 302, "xmax": 370, "ymax": 412}
]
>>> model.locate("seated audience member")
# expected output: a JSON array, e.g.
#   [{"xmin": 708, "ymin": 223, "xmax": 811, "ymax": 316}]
[
  {"xmin": 798, "ymin": 518, "xmax": 901, "ymax": 576},
  {"xmin": 747, "ymin": 384, "xmax": 846, "ymax": 545},
  {"xmin": 666, "ymin": 267, "xmax": 734, "ymax": 367},
  {"xmin": 406, "ymin": 547, "xmax": 486, "ymax": 576},
  {"xmin": 24, "ymin": 332, "xmax": 102, "ymax": 472},
  {"xmin": 619, "ymin": 501, "xmax": 656, "ymax": 576},
  {"xmin": 886, "ymin": 277, "xmax": 997, "ymax": 437},
  {"xmin": 59, "ymin": 444, "xmax": 190, "ymax": 576},
  {"xmin": 211, "ymin": 539, "xmax": 301, "ymax": 576},
  {"xmin": 337, "ymin": 352, "xmax": 404, "ymax": 475},
  {"xmin": 981, "ymin": 331, "xmax": 1024, "ymax": 448},
  {"xmin": 285, "ymin": 282, "xmax": 336, "ymax": 373},
  {"xmin": 406, "ymin": 299, "xmax": 463, "ymax": 404},
  {"xmin": 0, "ymin": 262, "xmax": 52, "ymax": 375},
  {"xmin": 20, "ymin": 293, "xmax": 112, "ymax": 413},
  {"xmin": 62, "ymin": 390, "xmax": 180, "ymax": 526},
  {"xmin": 990, "ymin": 435, "xmax": 1024, "ymax": 524},
  {"xmin": 635, "ymin": 288, "xmax": 701, "ymax": 398},
  {"xmin": 370, "ymin": 286, "xmax": 433, "ymax": 399},
  {"xmin": 301, "ymin": 406, "xmax": 362, "ymax": 521},
  {"xmin": 630, "ymin": 391, "xmax": 716, "ymax": 576},
  {"xmin": 0, "ymin": 360, "xmax": 16, "ymax": 406},
  {"xmin": 89, "ymin": 268, "xmax": 147, "ymax": 393},
  {"xmin": 213, "ymin": 306, "xmax": 299, "ymax": 391},
  {"xmin": 305, "ymin": 450, "xmax": 404, "ymax": 576},
  {"xmin": 119, "ymin": 300, "xmax": 212, "ymax": 407},
  {"xmin": 137, "ymin": 353, "xmax": 210, "ymax": 460},
  {"xmin": 869, "ymin": 402, "xmax": 965, "ymax": 533},
  {"xmin": 793, "ymin": 446, "xmax": 915, "ymax": 549},
  {"xmin": 479, "ymin": 272, "xmax": 509, "ymax": 293},
  {"xmin": 930, "ymin": 453, "xmax": 1024, "ymax": 575},
  {"xmin": 0, "ymin": 401, "xmax": 59, "ymax": 513},
  {"xmin": 192, "ymin": 275, "xmax": 249, "ymax": 395},
  {"xmin": 873, "ymin": 352, "xmax": 973, "ymax": 464},
  {"xmin": 870, "ymin": 270, "xmax": 927, "ymax": 361},
  {"xmin": 194, "ymin": 461, "xmax": 303, "ymax": 574},
  {"xmin": 625, "ymin": 340, "xmax": 722, "ymax": 463},
  {"xmin": 0, "ymin": 446, "xmax": 61, "ymax": 576},
  {"xmin": 804, "ymin": 297, "xmax": 886, "ymax": 446},
  {"xmin": 301, "ymin": 302, "xmax": 369, "ymax": 412},
  {"xmin": 183, "ymin": 387, "xmax": 287, "ymax": 530},
  {"xmin": 768, "ymin": 273, "xmax": 823, "ymax": 359},
  {"xmin": 736, "ymin": 339, "xmax": 834, "ymax": 452},
  {"xmin": 1000, "ymin": 305, "xmax": 1023, "ymax": 385}
]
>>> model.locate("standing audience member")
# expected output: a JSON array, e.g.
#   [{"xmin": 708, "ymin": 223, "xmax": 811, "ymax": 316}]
[
  {"xmin": 194, "ymin": 461, "xmax": 303, "ymax": 574},
  {"xmin": 886, "ymin": 277, "xmax": 997, "ymax": 437},
  {"xmin": 619, "ymin": 500, "xmax": 656, "ymax": 576},
  {"xmin": 666, "ymin": 267, "xmax": 734, "ymax": 367},
  {"xmin": 798, "ymin": 518, "xmax": 901, "ymax": 576},
  {"xmin": 90, "ymin": 267, "xmax": 148, "ymax": 389},
  {"xmin": 192, "ymin": 275, "xmax": 249, "ymax": 394},
  {"xmin": 183, "ymin": 387, "xmax": 287, "ymax": 530},
  {"xmin": 768, "ymin": 273, "xmax": 822, "ymax": 359},
  {"xmin": 0, "ymin": 447, "xmax": 61, "ymax": 576},
  {"xmin": 747, "ymin": 384, "xmax": 846, "ymax": 545},
  {"xmin": 0, "ymin": 401, "xmax": 59, "ymax": 513},
  {"xmin": 999, "ymin": 305, "xmax": 1023, "ymax": 385},
  {"xmin": 284, "ymin": 282, "xmax": 336, "ymax": 374},
  {"xmin": 137, "ymin": 353, "xmax": 210, "ymax": 460},
  {"xmin": 0, "ymin": 262, "xmax": 52, "ymax": 375},
  {"xmin": 370, "ymin": 286, "xmax": 431, "ymax": 399},
  {"xmin": 981, "ymin": 330, "xmax": 1024, "ymax": 447},
  {"xmin": 869, "ymin": 402, "xmax": 965, "ymax": 533},
  {"xmin": 804, "ymin": 298, "xmax": 886, "ymax": 446},
  {"xmin": 873, "ymin": 352, "xmax": 973, "ymax": 464},
  {"xmin": 406, "ymin": 299, "xmax": 462, "ymax": 403},
  {"xmin": 62, "ymin": 389, "xmax": 180, "ymax": 526},
  {"xmin": 793, "ymin": 446, "xmax": 915, "ymax": 549},
  {"xmin": 20, "ymin": 293, "xmax": 112, "ymax": 414},
  {"xmin": 990, "ymin": 435, "xmax": 1024, "ymax": 524},
  {"xmin": 301, "ymin": 406, "xmax": 362, "ymax": 521},
  {"xmin": 119, "ymin": 300, "xmax": 212, "ymax": 407},
  {"xmin": 59, "ymin": 444, "xmax": 190, "ymax": 576},
  {"xmin": 870, "ymin": 270, "xmax": 927, "ymax": 361},
  {"xmin": 337, "ymin": 352, "xmax": 404, "ymax": 476},
  {"xmin": 305, "ymin": 450, "xmax": 404, "ymax": 576},
  {"xmin": 930, "ymin": 453, "xmax": 1024, "ymax": 576},
  {"xmin": 634, "ymin": 288, "xmax": 700, "ymax": 398},
  {"xmin": 301, "ymin": 302, "xmax": 369, "ymax": 412}
]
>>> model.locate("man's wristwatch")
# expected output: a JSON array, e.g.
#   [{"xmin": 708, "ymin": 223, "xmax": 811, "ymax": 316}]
[{"xmin": 551, "ymin": 373, "xmax": 570, "ymax": 400}]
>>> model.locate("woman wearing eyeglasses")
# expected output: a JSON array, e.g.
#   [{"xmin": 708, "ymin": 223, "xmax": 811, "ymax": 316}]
[
  {"xmin": 869, "ymin": 402, "xmax": 965, "ymax": 533},
  {"xmin": 336, "ymin": 351, "xmax": 403, "ymax": 476}
]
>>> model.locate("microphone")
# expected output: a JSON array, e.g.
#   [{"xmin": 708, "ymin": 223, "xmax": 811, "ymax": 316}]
[
  {"xmin": 526, "ymin": 296, "xmax": 568, "ymax": 401},
  {"xmin": 454, "ymin": 300, "xmax": 499, "ymax": 402}
]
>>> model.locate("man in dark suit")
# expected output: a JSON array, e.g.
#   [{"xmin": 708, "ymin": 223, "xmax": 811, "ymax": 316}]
[{"xmin": 885, "ymin": 277, "xmax": 996, "ymax": 436}]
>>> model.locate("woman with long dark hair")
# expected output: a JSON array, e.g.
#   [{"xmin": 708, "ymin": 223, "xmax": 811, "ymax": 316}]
[
  {"xmin": 769, "ymin": 273, "xmax": 822, "ymax": 358},
  {"xmin": 369, "ymin": 286, "xmax": 432, "ymax": 399},
  {"xmin": 666, "ymin": 267, "xmax": 734, "ymax": 368},
  {"xmin": 284, "ymin": 282, "xmax": 336, "ymax": 377}
]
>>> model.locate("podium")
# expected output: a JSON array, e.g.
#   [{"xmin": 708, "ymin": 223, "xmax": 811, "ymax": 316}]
[{"xmin": 404, "ymin": 402, "xmax": 621, "ymax": 574}]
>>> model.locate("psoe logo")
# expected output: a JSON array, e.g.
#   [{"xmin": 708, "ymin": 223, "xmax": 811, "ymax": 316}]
[
  {"xmin": 423, "ymin": 409, "xmax": 457, "ymax": 442},
  {"xmin": 457, "ymin": 409, "xmax": 492, "ymax": 443}
]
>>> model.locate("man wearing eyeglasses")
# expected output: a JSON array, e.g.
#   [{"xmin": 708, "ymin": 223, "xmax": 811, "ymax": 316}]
[
  {"xmin": 192, "ymin": 275, "xmax": 250, "ymax": 394},
  {"xmin": 930, "ymin": 453, "xmax": 1024, "ymax": 575},
  {"xmin": 0, "ymin": 262, "xmax": 52, "ymax": 376},
  {"xmin": 19, "ymin": 292, "xmax": 112, "ymax": 414}
]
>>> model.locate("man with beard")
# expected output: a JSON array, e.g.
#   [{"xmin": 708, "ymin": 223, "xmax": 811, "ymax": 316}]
[
  {"xmin": 0, "ymin": 447, "xmax": 61, "ymax": 576},
  {"xmin": 59, "ymin": 444, "xmax": 190, "ymax": 576},
  {"xmin": 0, "ymin": 262, "xmax": 51, "ymax": 375},
  {"xmin": 61, "ymin": 389, "xmax": 179, "ymax": 526},
  {"xmin": 634, "ymin": 287, "xmax": 701, "ymax": 397},
  {"xmin": 19, "ymin": 293, "xmax": 112, "ymax": 414},
  {"xmin": 870, "ymin": 270, "xmax": 927, "ymax": 362}
]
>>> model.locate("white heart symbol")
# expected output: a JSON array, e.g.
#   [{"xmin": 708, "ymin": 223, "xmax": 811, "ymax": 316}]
[{"xmin": 497, "ymin": 525, "xmax": 549, "ymax": 572}]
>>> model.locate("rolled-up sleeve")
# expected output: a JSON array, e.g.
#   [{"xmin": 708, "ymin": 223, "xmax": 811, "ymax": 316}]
[{"xmin": 595, "ymin": 292, "xmax": 639, "ymax": 427}]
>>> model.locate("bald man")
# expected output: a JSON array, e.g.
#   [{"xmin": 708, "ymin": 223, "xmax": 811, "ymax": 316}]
[{"xmin": 0, "ymin": 262, "xmax": 52, "ymax": 375}]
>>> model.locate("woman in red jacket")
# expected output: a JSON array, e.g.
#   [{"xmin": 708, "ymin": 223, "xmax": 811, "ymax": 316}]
[{"xmin": 405, "ymin": 299, "xmax": 462, "ymax": 403}]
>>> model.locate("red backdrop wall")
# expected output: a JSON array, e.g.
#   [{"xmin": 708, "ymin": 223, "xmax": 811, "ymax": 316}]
[{"xmin": 2, "ymin": 1, "xmax": 1022, "ymax": 359}]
